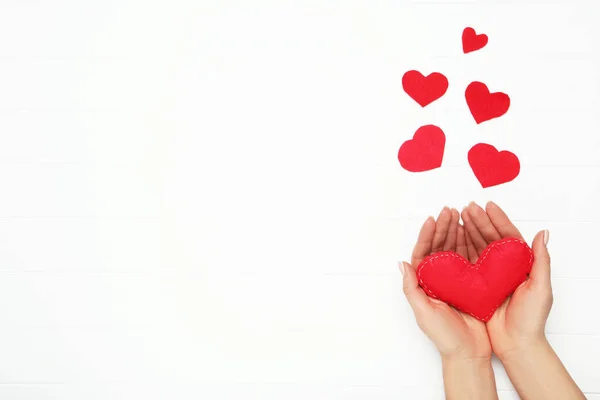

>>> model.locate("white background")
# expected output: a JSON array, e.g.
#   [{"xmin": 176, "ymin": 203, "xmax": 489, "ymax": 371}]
[{"xmin": 0, "ymin": 0, "xmax": 598, "ymax": 399}]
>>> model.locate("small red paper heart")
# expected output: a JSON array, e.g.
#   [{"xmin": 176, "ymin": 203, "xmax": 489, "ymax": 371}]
[
  {"xmin": 462, "ymin": 27, "xmax": 488, "ymax": 54},
  {"xmin": 418, "ymin": 238, "xmax": 533, "ymax": 322},
  {"xmin": 398, "ymin": 125, "xmax": 445, "ymax": 172},
  {"xmin": 402, "ymin": 70, "xmax": 448, "ymax": 107},
  {"xmin": 465, "ymin": 81, "xmax": 510, "ymax": 124},
  {"xmin": 468, "ymin": 143, "xmax": 520, "ymax": 188}
]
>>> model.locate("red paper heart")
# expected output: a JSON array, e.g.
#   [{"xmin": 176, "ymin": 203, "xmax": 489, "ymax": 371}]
[
  {"xmin": 462, "ymin": 27, "xmax": 488, "ymax": 54},
  {"xmin": 417, "ymin": 238, "xmax": 533, "ymax": 322},
  {"xmin": 465, "ymin": 82, "xmax": 510, "ymax": 124},
  {"xmin": 468, "ymin": 143, "xmax": 520, "ymax": 188},
  {"xmin": 398, "ymin": 125, "xmax": 445, "ymax": 172},
  {"xmin": 402, "ymin": 70, "xmax": 448, "ymax": 107}
]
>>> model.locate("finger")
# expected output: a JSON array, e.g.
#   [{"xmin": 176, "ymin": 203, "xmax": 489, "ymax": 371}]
[
  {"xmin": 411, "ymin": 216, "xmax": 436, "ymax": 267},
  {"xmin": 464, "ymin": 220, "xmax": 478, "ymax": 263},
  {"xmin": 431, "ymin": 207, "xmax": 452, "ymax": 253},
  {"xmin": 486, "ymin": 201, "xmax": 524, "ymax": 240},
  {"xmin": 455, "ymin": 224, "xmax": 469, "ymax": 260},
  {"xmin": 529, "ymin": 230, "xmax": 552, "ymax": 285},
  {"xmin": 466, "ymin": 202, "xmax": 501, "ymax": 243},
  {"xmin": 401, "ymin": 261, "xmax": 430, "ymax": 314},
  {"xmin": 443, "ymin": 208, "xmax": 460, "ymax": 251},
  {"xmin": 461, "ymin": 206, "xmax": 488, "ymax": 256}
]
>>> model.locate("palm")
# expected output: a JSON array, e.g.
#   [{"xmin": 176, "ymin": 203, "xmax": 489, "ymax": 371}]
[
  {"xmin": 488, "ymin": 278, "xmax": 551, "ymax": 357},
  {"xmin": 427, "ymin": 298, "xmax": 491, "ymax": 358}
]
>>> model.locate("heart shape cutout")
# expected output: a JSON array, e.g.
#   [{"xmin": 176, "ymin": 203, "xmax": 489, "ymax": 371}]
[
  {"xmin": 402, "ymin": 70, "xmax": 448, "ymax": 107},
  {"xmin": 398, "ymin": 125, "xmax": 446, "ymax": 172},
  {"xmin": 465, "ymin": 81, "xmax": 510, "ymax": 124},
  {"xmin": 417, "ymin": 238, "xmax": 533, "ymax": 322},
  {"xmin": 462, "ymin": 27, "xmax": 488, "ymax": 54},
  {"xmin": 468, "ymin": 143, "xmax": 520, "ymax": 188}
]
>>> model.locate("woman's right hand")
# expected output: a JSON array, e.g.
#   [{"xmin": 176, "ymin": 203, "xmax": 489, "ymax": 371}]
[
  {"xmin": 462, "ymin": 202, "xmax": 585, "ymax": 399},
  {"xmin": 461, "ymin": 202, "xmax": 553, "ymax": 359}
]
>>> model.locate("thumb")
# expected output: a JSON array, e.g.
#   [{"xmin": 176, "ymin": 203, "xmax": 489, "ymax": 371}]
[
  {"xmin": 400, "ymin": 261, "xmax": 430, "ymax": 314},
  {"xmin": 529, "ymin": 229, "xmax": 551, "ymax": 285}
]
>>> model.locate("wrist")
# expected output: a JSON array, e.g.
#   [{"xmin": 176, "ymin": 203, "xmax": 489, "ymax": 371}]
[
  {"xmin": 442, "ymin": 354, "xmax": 492, "ymax": 368},
  {"xmin": 441, "ymin": 355, "xmax": 497, "ymax": 400},
  {"xmin": 497, "ymin": 337, "xmax": 586, "ymax": 399},
  {"xmin": 497, "ymin": 336, "xmax": 550, "ymax": 365},
  {"xmin": 442, "ymin": 354, "xmax": 494, "ymax": 380}
]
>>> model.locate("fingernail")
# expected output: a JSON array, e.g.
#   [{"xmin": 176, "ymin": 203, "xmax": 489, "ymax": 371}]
[
  {"xmin": 543, "ymin": 229, "xmax": 550, "ymax": 246},
  {"xmin": 468, "ymin": 201, "xmax": 476, "ymax": 207},
  {"xmin": 398, "ymin": 262, "xmax": 406, "ymax": 276}
]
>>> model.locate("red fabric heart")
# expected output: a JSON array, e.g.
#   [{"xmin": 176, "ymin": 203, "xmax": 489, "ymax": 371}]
[
  {"xmin": 398, "ymin": 125, "xmax": 445, "ymax": 172},
  {"xmin": 468, "ymin": 143, "xmax": 520, "ymax": 188},
  {"xmin": 462, "ymin": 27, "xmax": 488, "ymax": 54},
  {"xmin": 465, "ymin": 82, "xmax": 510, "ymax": 124},
  {"xmin": 417, "ymin": 238, "xmax": 533, "ymax": 322},
  {"xmin": 402, "ymin": 70, "xmax": 448, "ymax": 107}
]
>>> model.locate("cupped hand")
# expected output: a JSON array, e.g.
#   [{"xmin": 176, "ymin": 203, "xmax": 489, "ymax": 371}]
[
  {"xmin": 402, "ymin": 207, "xmax": 492, "ymax": 361},
  {"xmin": 461, "ymin": 202, "xmax": 553, "ymax": 360}
]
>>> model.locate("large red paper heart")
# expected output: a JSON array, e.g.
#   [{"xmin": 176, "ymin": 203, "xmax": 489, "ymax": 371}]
[
  {"xmin": 417, "ymin": 238, "xmax": 533, "ymax": 322},
  {"xmin": 465, "ymin": 82, "xmax": 510, "ymax": 124},
  {"xmin": 402, "ymin": 70, "xmax": 448, "ymax": 107},
  {"xmin": 462, "ymin": 27, "xmax": 488, "ymax": 54},
  {"xmin": 469, "ymin": 143, "xmax": 520, "ymax": 188},
  {"xmin": 398, "ymin": 125, "xmax": 445, "ymax": 172}
]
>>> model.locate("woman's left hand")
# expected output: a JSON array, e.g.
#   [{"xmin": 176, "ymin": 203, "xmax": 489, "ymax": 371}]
[{"xmin": 402, "ymin": 206, "xmax": 492, "ymax": 361}]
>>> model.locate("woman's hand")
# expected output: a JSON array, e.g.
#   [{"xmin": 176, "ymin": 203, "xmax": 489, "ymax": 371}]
[
  {"xmin": 403, "ymin": 207, "xmax": 499, "ymax": 399},
  {"xmin": 402, "ymin": 207, "xmax": 492, "ymax": 361},
  {"xmin": 461, "ymin": 202, "xmax": 585, "ymax": 399},
  {"xmin": 460, "ymin": 201, "xmax": 553, "ymax": 359}
]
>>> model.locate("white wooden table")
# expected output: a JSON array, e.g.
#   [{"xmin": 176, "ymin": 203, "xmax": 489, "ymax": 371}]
[{"xmin": 0, "ymin": 1, "xmax": 597, "ymax": 398}]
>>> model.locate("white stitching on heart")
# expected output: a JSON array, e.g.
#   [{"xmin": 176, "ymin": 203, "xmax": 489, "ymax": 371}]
[{"xmin": 416, "ymin": 238, "xmax": 534, "ymax": 322}]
